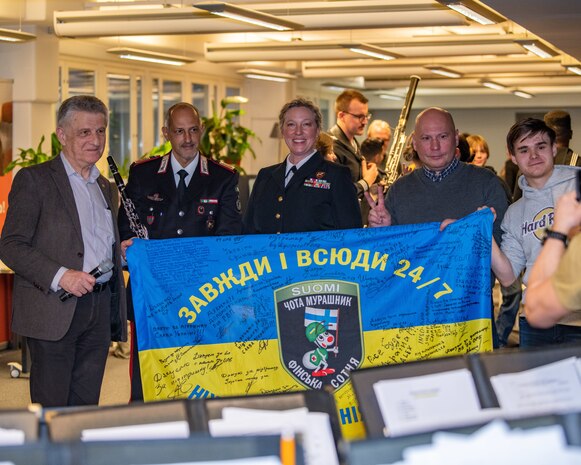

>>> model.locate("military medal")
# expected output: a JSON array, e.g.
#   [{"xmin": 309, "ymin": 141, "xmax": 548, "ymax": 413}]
[
  {"xmin": 206, "ymin": 213, "xmax": 215, "ymax": 230},
  {"xmin": 304, "ymin": 178, "xmax": 331, "ymax": 189}
]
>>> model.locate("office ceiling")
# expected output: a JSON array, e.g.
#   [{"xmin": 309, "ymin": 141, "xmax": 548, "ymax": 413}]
[{"xmin": 3, "ymin": 1, "xmax": 581, "ymax": 100}]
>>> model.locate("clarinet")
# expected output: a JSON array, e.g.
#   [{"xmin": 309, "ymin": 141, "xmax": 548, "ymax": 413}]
[
  {"xmin": 383, "ymin": 75, "xmax": 421, "ymax": 189},
  {"xmin": 107, "ymin": 156, "xmax": 149, "ymax": 240}
]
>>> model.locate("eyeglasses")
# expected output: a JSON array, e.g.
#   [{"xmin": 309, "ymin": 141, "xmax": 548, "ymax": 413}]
[{"xmin": 343, "ymin": 111, "xmax": 372, "ymax": 122}]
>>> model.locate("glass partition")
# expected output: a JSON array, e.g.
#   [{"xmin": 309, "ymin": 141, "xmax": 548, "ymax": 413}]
[
  {"xmin": 107, "ymin": 73, "xmax": 131, "ymax": 168},
  {"xmin": 68, "ymin": 68, "xmax": 95, "ymax": 97},
  {"xmin": 152, "ymin": 78, "xmax": 160, "ymax": 147},
  {"xmin": 192, "ymin": 83, "xmax": 209, "ymax": 117}
]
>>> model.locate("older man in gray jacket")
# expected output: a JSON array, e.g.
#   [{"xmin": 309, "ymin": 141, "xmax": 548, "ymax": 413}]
[{"xmin": 0, "ymin": 95, "xmax": 126, "ymax": 407}]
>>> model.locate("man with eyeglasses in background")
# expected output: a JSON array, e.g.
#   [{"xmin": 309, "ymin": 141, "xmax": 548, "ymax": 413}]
[{"xmin": 329, "ymin": 90, "xmax": 378, "ymax": 203}]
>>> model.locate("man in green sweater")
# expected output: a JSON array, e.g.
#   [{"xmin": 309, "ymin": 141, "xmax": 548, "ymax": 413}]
[{"xmin": 366, "ymin": 107, "xmax": 509, "ymax": 345}]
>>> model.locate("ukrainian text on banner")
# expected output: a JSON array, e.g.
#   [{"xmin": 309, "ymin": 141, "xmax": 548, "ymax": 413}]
[{"xmin": 127, "ymin": 209, "xmax": 494, "ymax": 440}]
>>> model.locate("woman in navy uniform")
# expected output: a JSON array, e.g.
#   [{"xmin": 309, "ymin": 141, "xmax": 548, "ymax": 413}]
[
  {"xmin": 244, "ymin": 98, "xmax": 362, "ymax": 234},
  {"xmin": 119, "ymin": 102, "xmax": 242, "ymax": 400}
]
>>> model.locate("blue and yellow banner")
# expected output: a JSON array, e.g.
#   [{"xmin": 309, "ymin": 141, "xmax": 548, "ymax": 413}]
[{"xmin": 127, "ymin": 209, "xmax": 494, "ymax": 439}]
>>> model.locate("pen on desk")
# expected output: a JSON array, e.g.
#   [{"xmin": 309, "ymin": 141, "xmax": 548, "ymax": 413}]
[{"xmin": 280, "ymin": 429, "xmax": 296, "ymax": 465}]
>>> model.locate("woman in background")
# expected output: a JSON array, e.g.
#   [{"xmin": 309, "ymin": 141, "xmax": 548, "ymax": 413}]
[{"xmin": 467, "ymin": 134, "xmax": 494, "ymax": 172}]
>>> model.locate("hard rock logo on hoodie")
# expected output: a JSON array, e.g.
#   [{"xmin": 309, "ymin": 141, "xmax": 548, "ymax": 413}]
[{"xmin": 521, "ymin": 207, "xmax": 554, "ymax": 240}]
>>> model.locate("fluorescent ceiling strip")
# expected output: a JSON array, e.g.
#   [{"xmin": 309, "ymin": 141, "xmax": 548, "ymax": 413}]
[
  {"xmin": 237, "ymin": 68, "xmax": 296, "ymax": 82},
  {"xmin": 426, "ymin": 66, "xmax": 462, "ymax": 78},
  {"xmin": 517, "ymin": 41, "xmax": 556, "ymax": 59},
  {"xmin": 119, "ymin": 53, "xmax": 186, "ymax": 66},
  {"xmin": 212, "ymin": 11, "xmax": 289, "ymax": 31},
  {"xmin": 447, "ymin": 4, "xmax": 495, "ymax": 25},
  {"xmin": 244, "ymin": 73, "xmax": 288, "ymax": 82},
  {"xmin": 347, "ymin": 44, "xmax": 396, "ymax": 61},
  {"xmin": 0, "ymin": 27, "xmax": 36, "ymax": 42},
  {"xmin": 481, "ymin": 80, "xmax": 505, "ymax": 90},
  {"xmin": 195, "ymin": 3, "xmax": 303, "ymax": 32},
  {"xmin": 512, "ymin": 90, "xmax": 534, "ymax": 98},
  {"xmin": 379, "ymin": 94, "xmax": 404, "ymax": 100},
  {"xmin": 565, "ymin": 65, "xmax": 581, "ymax": 76},
  {"xmin": 107, "ymin": 47, "xmax": 193, "ymax": 66}
]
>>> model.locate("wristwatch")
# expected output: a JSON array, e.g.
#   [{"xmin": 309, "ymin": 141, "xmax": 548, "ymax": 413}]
[{"xmin": 541, "ymin": 228, "xmax": 569, "ymax": 247}]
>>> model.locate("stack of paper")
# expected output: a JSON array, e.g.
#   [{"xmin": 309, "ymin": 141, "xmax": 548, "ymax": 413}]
[
  {"xmin": 209, "ymin": 407, "xmax": 339, "ymax": 465},
  {"xmin": 490, "ymin": 357, "xmax": 581, "ymax": 416},
  {"xmin": 0, "ymin": 427, "xmax": 25, "ymax": 446},
  {"xmin": 132, "ymin": 458, "xmax": 282, "ymax": 465},
  {"xmin": 81, "ymin": 420, "xmax": 190, "ymax": 442},
  {"xmin": 393, "ymin": 420, "xmax": 581, "ymax": 465},
  {"xmin": 373, "ymin": 369, "xmax": 500, "ymax": 436}
]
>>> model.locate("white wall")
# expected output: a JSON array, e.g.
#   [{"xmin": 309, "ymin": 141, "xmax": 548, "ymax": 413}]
[{"xmin": 240, "ymin": 78, "xmax": 293, "ymax": 174}]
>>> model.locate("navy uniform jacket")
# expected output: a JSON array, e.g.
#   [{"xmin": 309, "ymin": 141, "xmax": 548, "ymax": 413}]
[
  {"xmin": 243, "ymin": 151, "xmax": 362, "ymax": 234},
  {"xmin": 119, "ymin": 153, "xmax": 242, "ymax": 240}
]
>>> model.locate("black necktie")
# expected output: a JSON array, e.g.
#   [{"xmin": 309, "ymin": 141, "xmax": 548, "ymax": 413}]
[
  {"xmin": 177, "ymin": 169, "xmax": 188, "ymax": 206},
  {"xmin": 285, "ymin": 165, "xmax": 297, "ymax": 186}
]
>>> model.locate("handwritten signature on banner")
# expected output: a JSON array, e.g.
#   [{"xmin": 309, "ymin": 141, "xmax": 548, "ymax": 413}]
[{"xmin": 127, "ymin": 209, "xmax": 494, "ymax": 440}]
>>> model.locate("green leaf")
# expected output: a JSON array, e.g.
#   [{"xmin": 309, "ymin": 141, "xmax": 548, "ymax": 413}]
[
  {"xmin": 200, "ymin": 98, "xmax": 259, "ymax": 164},
  {"xmin": 3, "ymin": 133, "xmax": 60, "ymax": 174}
]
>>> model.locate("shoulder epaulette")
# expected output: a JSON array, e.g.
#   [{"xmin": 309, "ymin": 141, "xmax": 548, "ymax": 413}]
[
  {"xmin": 205, "ymin": 155, "xmax": 237, "ymax": 173},
  {"xmin": 131, "ymin": 154, "xmax": 164, "ymax": 167}
]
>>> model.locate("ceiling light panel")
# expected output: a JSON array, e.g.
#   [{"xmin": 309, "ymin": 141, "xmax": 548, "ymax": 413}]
[
  {"xmin": 54, "ymin": 1, "xmax": 465, "ymax": 37},
  {"xmin": 378, "ymin": 94, "xmax": 404, "ymax": 100},
  {"xmin": 425, "ymin": 65, "xmax": 463, "ymax": 78},
  {"xmin": 342, "ymin": 43, "xmax": 398, "ymax": 61},
  {"xmin": 437, "ymin": 0, "xmax": 506, "ymax": 25},
  {"xmin": 515, "ymin": 40, "xmax": 558, "ymax": 58},
  {"xmin": 481, "ymin": 80, "xmax": 506, "ymax": 90},
  {"xmin": 195, "ymin": 3, "xmax": 303, "ymax": 31},
  {"xmin": 564, "ymin": 65, "xmax": 581, "ymax": 76},
  {"xmin": 54, "ymin": 6, "xmax": 292, "ymax": 36},
  {"xmin": 0, "ymin": 27, "xmax": 36, "ymax": 42},
  {"xmin": 107, "ymin": 47, "xmax": 194, "ymax": 66},
  {"xmin": 512, "ymin": 89, "xmax": 534, "ymax": 98},
  {"xmin": 237, "ymin": 68, "xmax": 296, "ymax": 82}
]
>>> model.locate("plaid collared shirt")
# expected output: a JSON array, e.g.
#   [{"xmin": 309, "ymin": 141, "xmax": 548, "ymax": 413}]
[{"xmin": 422, "ymin": 157, "xmax": 459, "ymax": 182}]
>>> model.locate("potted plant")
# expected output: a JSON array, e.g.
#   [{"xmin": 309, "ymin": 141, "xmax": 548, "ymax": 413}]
[
  {"xmin": 3, "ymin": 133, "xmax": 61, "ymax": 174},
  {"xmin": 200, "ymin": 97, "xmax": 259, "ymax": 173}
]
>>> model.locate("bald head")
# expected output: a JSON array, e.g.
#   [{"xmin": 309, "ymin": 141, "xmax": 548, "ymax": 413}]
[
  {"xmin": 415, "ymin": 107, "xmax": 456, "ymax": 130},
  {"xmin": 367, "ymin": 119, "xmax": 392, "ymax": 159},
  {"xmin": 412, "ymin": 107, "xmax": 459, "ymax": 173},
  {"xmin": 367, "ymin": 120, "xmax": 391, "ymax": 138}
]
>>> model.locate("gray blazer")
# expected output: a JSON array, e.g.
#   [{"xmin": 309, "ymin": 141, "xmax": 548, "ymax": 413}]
[{"xmin": 0, "ymin": 156, "xmax": 127, "ymax": 342}]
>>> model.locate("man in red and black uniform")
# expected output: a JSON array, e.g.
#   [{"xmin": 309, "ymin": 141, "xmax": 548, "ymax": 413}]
[{"xmin": 119, "ymin": 102, "xmax": 242, "ymax": 401}]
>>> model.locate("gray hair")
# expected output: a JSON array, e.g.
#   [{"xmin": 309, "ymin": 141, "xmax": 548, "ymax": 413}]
[{"xmin": 57, "ymin": 95, "xmax": 108, "ymax": 127}]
